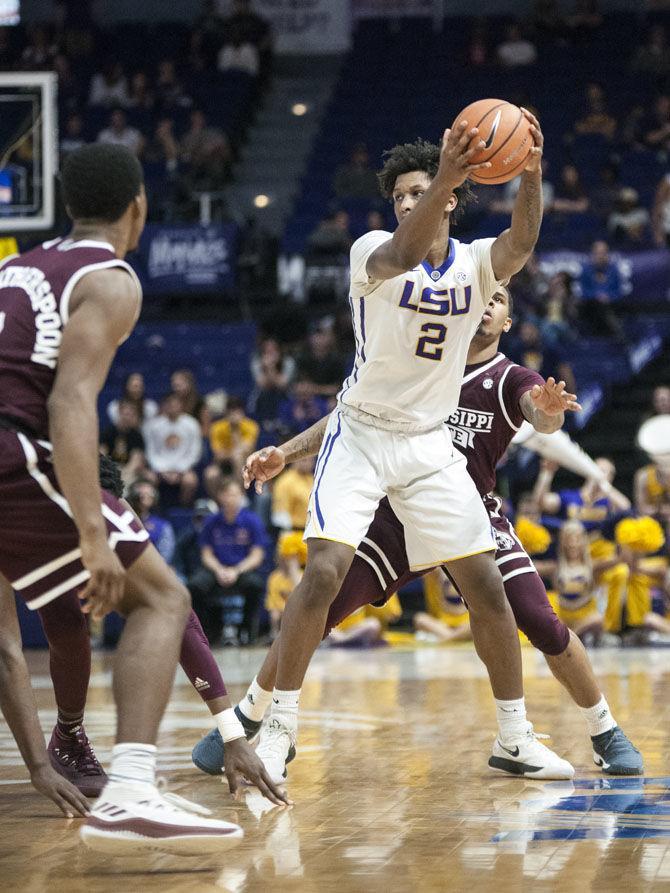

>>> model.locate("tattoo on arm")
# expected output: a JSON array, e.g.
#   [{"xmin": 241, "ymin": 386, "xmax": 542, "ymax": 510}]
[
  {"xmin": 520, "ymin": 391, "xmax": 563, "ymax": 434},
  {"xmin": 511, "ymin": 171, "xmax": 543, "ymax": 254},
  {"xmin": 281, "ymin": 414, "xmax": 330, "ymax": 463}
]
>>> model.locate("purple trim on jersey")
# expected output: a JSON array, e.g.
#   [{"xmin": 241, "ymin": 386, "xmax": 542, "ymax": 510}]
[
  {"xmin": 340, "ymin": 295, "xmax": 363, "ymax": 398},
  {"xmin": 420, "ymin": 238, "xmax": 455, "ymax": 280},
  {"xmin": 358, "ymin": 297, "xmax": 366, "ymax": 365},
  {"xmin": 313, "ymin": 412, "xmax": 342, "ymax": 528}
]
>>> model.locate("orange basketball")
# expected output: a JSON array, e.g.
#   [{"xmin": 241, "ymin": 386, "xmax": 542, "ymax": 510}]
[{"xmin": 451, "ymin": 99, "xmax": 534, "ymax": 185}]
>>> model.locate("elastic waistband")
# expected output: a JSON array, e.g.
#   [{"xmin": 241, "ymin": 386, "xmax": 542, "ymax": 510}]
[{"xmin": 338, "ymin": 402, "xmax": 444, "ymax": 435}]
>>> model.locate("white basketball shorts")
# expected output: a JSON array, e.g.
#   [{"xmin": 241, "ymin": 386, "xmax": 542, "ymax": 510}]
[{"xmin": 303, "ymin": 411, "xmax": 495, "ymax": 569}]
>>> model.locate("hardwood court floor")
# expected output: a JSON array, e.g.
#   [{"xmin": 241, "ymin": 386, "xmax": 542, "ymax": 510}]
[{"xmin": 2, "ymin": 644, "xmax": 670, "ymax": 892}]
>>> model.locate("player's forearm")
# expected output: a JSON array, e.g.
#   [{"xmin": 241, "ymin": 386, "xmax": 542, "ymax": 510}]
[
  {"xmin": 526, "ymin": 405, "xmax": 564, "ymax": 435},
  {"xmin": 388, "ymin": 179, "xmax": 456, "ymax": 269},
  {"xmin": 280, "ymin": 414, "xmax": 330, "ymax": 463},
  {"xmin": 508, "ymin": 168, "xmax": 543, "ymax": 255},
  {"xmin": 0, "ymin": 647, "xmax": 49, "ymax": 773},
  {"xmin": 48, "ymin": 392, "xmax": 106, "ymax": 541}
]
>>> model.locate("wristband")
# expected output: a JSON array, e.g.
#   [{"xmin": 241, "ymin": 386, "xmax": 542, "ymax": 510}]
[{"xmin": 215, "ymin": 708, "xmax": 246, "ymax": 743}]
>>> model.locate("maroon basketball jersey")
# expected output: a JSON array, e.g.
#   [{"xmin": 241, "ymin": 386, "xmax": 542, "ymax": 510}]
[
  {"xmin": 0, "ymin": 237, "xmax": 140, "ymax": 439},
  {"xmin": 446, "ymin": 352, "xmax": 544, "ymax": 495}
]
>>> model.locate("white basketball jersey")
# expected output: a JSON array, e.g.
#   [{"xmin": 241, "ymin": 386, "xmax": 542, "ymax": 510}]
[{"xmin": 338, "ymin": 230, "xmax": 503, "ymax": 432}]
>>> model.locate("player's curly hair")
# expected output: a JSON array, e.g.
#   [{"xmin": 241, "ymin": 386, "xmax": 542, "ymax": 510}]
[
  {"xmin": 377, "ymin": 138, "xmax": 475, "ymax": 225},
  {"xmin": 61, "ymin": 144, "xmax": 143, "ymax": 223},
  {"xmin": 98, "ymin": 452, "xmax": 125, "ymax": 499}
]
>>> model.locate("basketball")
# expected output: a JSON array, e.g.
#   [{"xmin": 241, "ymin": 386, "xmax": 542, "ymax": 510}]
[{"xmin": 451, "ymin": 98, "xmax": 534, "ymax": 184}]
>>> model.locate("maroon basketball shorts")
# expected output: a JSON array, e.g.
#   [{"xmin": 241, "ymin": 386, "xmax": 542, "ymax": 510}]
[
  {"xmin": 325, "ymin": 494, "xmax": 570, "ymax": 655},
  {"xmin": 0, "ymin": 431, "xmax": 149, "ymax": 610}
]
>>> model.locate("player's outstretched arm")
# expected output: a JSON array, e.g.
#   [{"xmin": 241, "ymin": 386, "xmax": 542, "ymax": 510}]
[
  {"xmin": 0, "ymin": 576, "xmax": 90, "ymax": 817},
  {"xmin": 490, "ymin": 108, "xmax": 544, "ymax": 281},
  {"xmin": 49, "ymin": 268, "xmax": 141, "ymax": 620},
  {"xmin": 243, "ymin": 413, "xmax": 331, "ymax": 494},
  {"xmin": 366, "ymin": 122, "xmax": 491, "ymax": 282},
  {"xmin": 520, "ymin": 378, "xmax": 582, "ymax": 434}
]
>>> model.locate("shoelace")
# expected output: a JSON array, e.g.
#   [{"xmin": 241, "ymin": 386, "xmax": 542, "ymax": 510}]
[
  {"xmin": 57, "ymin": 730, "xmax": 104, "ymax": 776},
  {"xmin": 154, "ymin": 777, "xmax": 213, "ymax": 817},
  {"xmin": 257, "ymin": 720, "xmax": 295, "ymax": 761}
]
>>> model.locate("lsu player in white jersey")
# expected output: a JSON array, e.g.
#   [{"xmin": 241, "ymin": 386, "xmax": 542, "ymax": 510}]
[{"xmin": 252, "ymin": 112, "xmax": 574, "ymax": 784}]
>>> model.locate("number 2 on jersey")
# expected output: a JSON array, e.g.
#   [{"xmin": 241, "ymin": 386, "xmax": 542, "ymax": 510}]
[{"xmin": 416, "ymin": 322, "xmax": 447, "ymax": 361}]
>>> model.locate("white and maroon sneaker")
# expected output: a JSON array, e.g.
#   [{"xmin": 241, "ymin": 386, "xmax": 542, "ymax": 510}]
[{"xmin": 80, "ymin": 781, "xmax": 243, "ymax": 855}]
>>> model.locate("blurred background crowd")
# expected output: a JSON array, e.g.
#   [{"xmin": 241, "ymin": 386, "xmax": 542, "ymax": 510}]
[{"xmin": 4, "ymin": 0, "xmax": 670, "ymax": 650}]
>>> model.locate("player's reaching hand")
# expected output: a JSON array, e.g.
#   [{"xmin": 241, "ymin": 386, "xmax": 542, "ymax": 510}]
[
  {"xmin": 436, "ymin": 121, "xmax": 491, "ymax": 190},
  {"xmin": 520, "ymin": 107, "xmax": 543, "ymax": 174},
  {"xmin": 30, "ymin": 763, "xmax": 90, "ymax": 818},
  {"xmin": 78, "ymin": 534, "xmax": 126, "ymax": 620},
  {"xmin": 223, "ymin": 737, "xmax": 292, "ymax": 808},
  {"xmin": 243, "ymin": 446, "xmax": 286, "ymax": 494},
  {"xmin": 530, "ymin": 378, "xmax": 581, "ymax": 416}
]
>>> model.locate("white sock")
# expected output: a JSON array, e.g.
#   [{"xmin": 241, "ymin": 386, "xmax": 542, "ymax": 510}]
[
  {"xmin": 580, "ymin": 695, "xmax": 616, "ymax": 737},
  {"xmin": 108, "ymin": 743, "xmax": 157, "ymax": 787},
  {"xmin": 270, "ymin": 688, "xmax": 300, "ymax": 731},
  {"xmin": 238, "ymin": 676, "xmax": 273, "ymax": 723},
  {"xmin": 495, "ymin": 697, "xmax": 529, "ymax": 743}
]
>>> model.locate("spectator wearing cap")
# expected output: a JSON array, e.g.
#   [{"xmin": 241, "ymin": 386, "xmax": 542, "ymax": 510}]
[
  {"xmin": 173, "ymin": 498, "xmax": 217, "ymax": 584},
  {"xmin": 295, "ymin": 317, "xmax": 347, "ymax": 398}
]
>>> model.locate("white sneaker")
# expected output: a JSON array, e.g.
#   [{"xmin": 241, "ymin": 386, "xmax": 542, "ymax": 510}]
[
  {"xmin": 254, "ymin": 717, "xmax": 296, "ymax": 785},
  {"xmin": 80, "ymin": 780, "xmax": 244, "ymax": 855},
  {"xmin": 489, "ymin": 726, "xmax": 575, "ymax": 780}
]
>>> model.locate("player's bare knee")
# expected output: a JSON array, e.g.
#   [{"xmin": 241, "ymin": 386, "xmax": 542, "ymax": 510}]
[
  {"xmin": 300, "ymin": 557, "xmax": 344, "ymax": 608},
  {"xmin": 164, "ymin": 580, "xmax": 191, "ymax": 624},
  {"xmin": 450, "ymin": 555, "xmax": 508, "ymax": 615}
]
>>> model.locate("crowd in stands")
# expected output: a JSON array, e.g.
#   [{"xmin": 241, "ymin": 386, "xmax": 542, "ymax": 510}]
[
  {"xmin": 0, "ymin": 0, "xmax": 273, "ymax": 222},
  {"xmin": 101, "ymin": 307, "xmax": 670, "ymax": 650},
  {"xmin": 3, "ymin": 3, "xmax": 669, "ymax": 650}
]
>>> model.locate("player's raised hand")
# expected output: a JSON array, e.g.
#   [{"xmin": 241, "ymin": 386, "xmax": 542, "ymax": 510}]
[
  {"xmin": 78, "ymin": 535, "xmax": 126, "ymax": 620},
  {"xmin": 437, "ymin": 122, "xmax": 492, "ymax": 190},
  {"xmin": 223, "ymin": 738, "xmax": 292, "ymax": 808},
  {"xmin": 530, "ymin": 378, "xmax": 581, "ymax": 415},
  {"xmin": 242, "ymin": 446, "xmax": 286, "ymax": 494},
  {"xmin": 520, "ymin": 107, "xmax": 543, "ymax": 173}
]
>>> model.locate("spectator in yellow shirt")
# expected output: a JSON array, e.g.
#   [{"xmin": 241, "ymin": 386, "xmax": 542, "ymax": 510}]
[
  {"xmin": 207, "ymin": 396, "xmax": 259, "ymax": 489},
  {"xmin": 271, "ymin": 456, "xmax": 315, "ymax": 530}
]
